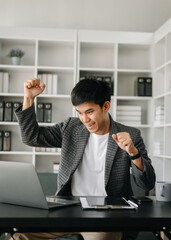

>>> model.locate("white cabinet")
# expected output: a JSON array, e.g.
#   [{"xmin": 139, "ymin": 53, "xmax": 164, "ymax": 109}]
[
  {"xmin": 0, "ymin": 21, "xmax": 171, "ymax": 178},
  {"xmin": 153, "ymin": 18, "xmax": 171, "ymax": 181}
]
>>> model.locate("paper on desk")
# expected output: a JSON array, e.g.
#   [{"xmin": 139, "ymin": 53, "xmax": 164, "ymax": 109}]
[{"xmin": 80, "ymin": 197, "xmax": 138, "ymax": 210}]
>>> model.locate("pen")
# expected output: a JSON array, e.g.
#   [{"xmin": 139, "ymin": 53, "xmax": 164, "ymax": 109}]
[{"xmin": 127, "ymin": 200, "xmax": 138, "ymax": 208}]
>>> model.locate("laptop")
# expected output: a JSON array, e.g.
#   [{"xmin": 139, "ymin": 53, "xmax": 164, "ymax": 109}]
[{"xmin": 0, "ymin": 161, "xmax": 80, "ymax": 210}]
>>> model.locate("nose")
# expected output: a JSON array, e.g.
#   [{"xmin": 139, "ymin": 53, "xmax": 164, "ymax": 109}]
[{"xmin": 81, "ymin": 113, "xmax": 90, "ymax": 123}]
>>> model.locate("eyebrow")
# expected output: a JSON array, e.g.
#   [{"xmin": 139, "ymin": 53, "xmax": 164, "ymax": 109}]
[{"xmin": 76, "ymin": 108, "xmax": 94, "ymax": 114}]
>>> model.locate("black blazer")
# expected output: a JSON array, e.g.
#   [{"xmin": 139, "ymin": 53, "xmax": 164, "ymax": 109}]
[{"xmin": 16, "ymin": 104, "xmax": 155, "ymax": 197}]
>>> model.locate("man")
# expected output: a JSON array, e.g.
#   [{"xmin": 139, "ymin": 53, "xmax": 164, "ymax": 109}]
[{"xmin": 15, "ymin": 78, "xmax": 155, "ymax": 240}]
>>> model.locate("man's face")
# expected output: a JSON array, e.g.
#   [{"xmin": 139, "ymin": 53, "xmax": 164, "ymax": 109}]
[{"xmin": 76, "ymin": 102, "xmax": 110, "ymax": 135}]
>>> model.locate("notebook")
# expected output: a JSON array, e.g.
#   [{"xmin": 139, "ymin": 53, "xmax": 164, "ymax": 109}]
[
  {"xmin": 0, "ymin": 161, "xmax": 80, "ymax": 210},
  {"xmin": 80, "ymin": 196, "xmax": 138, "ymax": 210}
]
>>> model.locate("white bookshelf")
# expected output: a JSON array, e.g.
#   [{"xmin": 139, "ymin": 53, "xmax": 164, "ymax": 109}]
[
  {"xmin": 0, "ymin": 20, "xmax": 171, "ymax": 178},
  {"xmin": 153, "ymin": 18, "xmax": 171, "ymax": 181},
  {"xmin": 0, "ymin": 28, "xmax": 77, "ymax": 172}
]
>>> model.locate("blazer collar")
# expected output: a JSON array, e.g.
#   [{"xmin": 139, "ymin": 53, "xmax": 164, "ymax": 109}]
[{"xmin": 105, "ymin": 114, "xmax": 119, "ymax": 186}]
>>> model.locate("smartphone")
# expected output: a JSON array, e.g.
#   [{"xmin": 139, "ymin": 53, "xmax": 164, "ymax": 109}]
[{"xmin": 131, "ymin": 196, "xmax": 152, "ymax": 204}]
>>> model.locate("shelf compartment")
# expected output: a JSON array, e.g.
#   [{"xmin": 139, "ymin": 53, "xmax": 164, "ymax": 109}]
[
  {"xmin": 0, "ymin": 125, "xmax": 32, "ymax": 152},
  {"xmin": 35, "ymin": 155, "xmax": 61, "ymax": 173},
  {"xmin": 79, "ymin": 70, "xmax": 115, "ymax": 96},
  {"xmin": 0, "ymin": 38, "xmax": 36, "ymax": 66},
  {"xmin": 38, "ymin": 40, "xmax": 75, "ymax": 68},
  {"xmin": 118, "ymin": 44, "xmax": 152, "ymax": 70},
  {"xmin": 116, "ymin": 99, "xmax": 152, "ymax": 125},
  {"xmin": 0, "ymin": 67, "xmax": 35, "ymax": 94},
  {"xmin": 37, "ymin": 70, "xmax": 74, "ymax": 96},
  {"xmin": 36, "ymin": 97, "xmax": 73, "ymax": 123},
  {"xmin": 117, "ymin": 71, "xmax": 152, "ymax": 97},
  {"xmin": 79, "ymin": 42, "xmax": 115, "ymax": 69}
]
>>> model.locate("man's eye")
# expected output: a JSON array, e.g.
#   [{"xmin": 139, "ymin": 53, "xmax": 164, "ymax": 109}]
[{"xmin": 87, "ymin": 111, "xmax": 93, "ymax": 114}]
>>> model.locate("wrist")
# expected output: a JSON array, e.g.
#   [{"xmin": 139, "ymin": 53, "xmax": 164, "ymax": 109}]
[
  {"xmin": 23, "ymin": 96, "xmax": 34, "ymax": 110},
  {"xmin": 129, "ymin": 149, "xmax": 141, "ymax": 160}
]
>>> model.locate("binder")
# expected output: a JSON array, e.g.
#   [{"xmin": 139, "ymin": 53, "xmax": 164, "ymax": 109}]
[
  {"xmin": 44, "ymin": 103, "xmax": 52, "ymax": 123},
  {"xmin": 3, "ymin": 131, "xmax": 11, "ymax": 151},
  {"xmin": 0, "ymin": 101, "xmax": 4, "ymax": 121},
  {"xmin": 4, "ymin": 102, "xmax": 12, "ymax": 121},
  {"xmin": 145, "ymin": 78, "xmax": 152, "ymax": 96},
  {"xmin": 137, "ymin": 78, "xmax": 145, "ymax": 96},
  {"xmin": 37, "ymin": 103, "xmax": 44, "ymax": 122},
  {"xmin": 0, "ymin": 131, "xmax": 3, "ymax": 151},
  {"xmin": 12, "ymin": 102, "xmax": 20, "ymax": 121}
]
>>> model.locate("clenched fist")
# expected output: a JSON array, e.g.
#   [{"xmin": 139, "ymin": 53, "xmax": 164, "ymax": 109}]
[{"xmin": 112, "ymin": 132, "xmax": 138, "ymax": 156}]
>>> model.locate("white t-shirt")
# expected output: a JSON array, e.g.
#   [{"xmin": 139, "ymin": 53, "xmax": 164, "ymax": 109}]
[{"xmin": 71, "ymin": 132, "xmax": 109, "ymax": 196}]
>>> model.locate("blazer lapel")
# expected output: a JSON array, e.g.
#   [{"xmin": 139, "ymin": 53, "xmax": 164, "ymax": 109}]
[
  {"xmin": 105, "ymin": 116, "xmax": 118, "ymax": 187},
  {"xmin": 73, "ymin": 125, "xmax": 90, "ymax": 170}
]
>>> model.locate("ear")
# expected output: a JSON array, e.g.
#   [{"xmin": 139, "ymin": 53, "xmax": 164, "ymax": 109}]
[{"xmin": 103, "ymin": 101, "xmax": 110, "ymax": 112}]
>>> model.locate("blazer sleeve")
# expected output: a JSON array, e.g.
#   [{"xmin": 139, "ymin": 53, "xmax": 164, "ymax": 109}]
[
  {"xmin": 15, "ymin": 104, "xmax": 70, "ymax": 148},
  {"xmin": 131, "ymin": 129, "xmax": 156, "ymax": 191}
]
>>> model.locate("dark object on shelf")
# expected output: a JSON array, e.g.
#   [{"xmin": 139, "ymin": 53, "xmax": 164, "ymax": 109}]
[
  {"xmin": 4, "ymin": 102, "xmax": 13, "ymax": 121},
  {"xmin": 0, "ymin": 101, "xmax": 4, "ymax": 121},
  {"xmin": 12, "ymin": 102, "xmax": 20, "ymax": 122},
  {"xmin": 145, "ymin": 78, "xmax": 152, "ymax": 96},
  {"xmin": 0, "ymin": 131, "xmax": 3, "ymax": 151},
  {"xmin": 37, "ymin": 103, "xmax": 44, "ymax": 122},
  {"xmin": 44, "ymin": 103, "xmax": 52, "ymax": 123},
  {"xmin": 3, "ymin": 131, "xmax": 11, "ymax": 151},
  {"xmin": 137, "ymin": 77, "xmax": 152, "ymax": 96}
]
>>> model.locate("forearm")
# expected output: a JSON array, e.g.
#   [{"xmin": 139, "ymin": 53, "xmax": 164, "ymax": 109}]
[{"xmin": 22, "ymin": 96, "xmax": 35, "ymax": 110}]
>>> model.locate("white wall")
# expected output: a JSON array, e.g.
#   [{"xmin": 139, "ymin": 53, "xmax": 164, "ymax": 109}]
[{"xmin": 0, "ymin": 0, "xmax": 171, "ymax": 32}]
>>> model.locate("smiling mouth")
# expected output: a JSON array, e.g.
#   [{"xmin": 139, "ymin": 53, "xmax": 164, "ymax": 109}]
[{"xmin": 87, "ymin": 123, "xmax": 95, "ymax": 128}]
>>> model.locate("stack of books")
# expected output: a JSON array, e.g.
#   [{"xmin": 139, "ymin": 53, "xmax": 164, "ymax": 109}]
[
  {"xmin": 116, "ymin": 105, "xmax": 142, "ymax": 125},
  {"xmin": 153, "ymin": 142, "xmax": 164, "ymax": 155},
  {"xmin": 38, "ymin": 74, "xmax": 58, "ymax": 95},
  {"xmin": 154, "ymin": 105, "xmax": 164, "ymax": 125}
]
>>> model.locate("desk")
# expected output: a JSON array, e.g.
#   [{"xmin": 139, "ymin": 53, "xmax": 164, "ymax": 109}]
[{"xmin": 0, "ymin": 197, "xmax": 171, "ymax": 239}]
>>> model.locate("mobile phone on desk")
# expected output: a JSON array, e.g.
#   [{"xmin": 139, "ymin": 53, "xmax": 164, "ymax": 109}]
[{"xmin": 131, "ymin": 196, "xmax": 153, "ymax": 204}]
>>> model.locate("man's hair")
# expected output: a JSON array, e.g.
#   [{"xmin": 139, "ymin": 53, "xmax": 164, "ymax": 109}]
[{"xmin": 71, "ymin": 79, "xmax": 111, "ymax": 108}]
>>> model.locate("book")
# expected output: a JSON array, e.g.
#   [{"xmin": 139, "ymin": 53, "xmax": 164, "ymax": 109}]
[
  {"xmin": 44, "ymin": 103, "xmax": 52, "ymax": 123},
  {"xmin": 4, "ymin": 102, "xmax": 12, "ymax": 121},
  {"xmin": 47, "ymin": 74, "xmax": 53, "ymax": 95},
  {"xmin": 145, "ymin": 78, "xmax": 152, "ymax": 96},
  {"xmin": 37, "ymin": 103, "xmax": 44, "ymax": 122},
  {"xmin": 0, "ymin": 101, "xmax": 4, "ymax": 121},
  {"xmin": 3, "ymin": 72, "xmax": 9, "ymax": 93},
  {"xmin": 3, "ymin": 131, "xmax": 11, "ymax": 151},
  {"xmin": 137, "ymin": 78, "xmax": 145, "ymax": 96},
  {"xmin": 12, "ymin": 102, "xmax": 20, "ymax": 122},
  {"xmin": 52, "ymin": 74, "xmax": 58, "ymax": 95},
  {"xmin": 0, "ymin": 131, "xmax": 3, "ymax": 151},
  {"xmin": 0, "ymin": 72, "xmax": 3, "ymax": 92}
]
